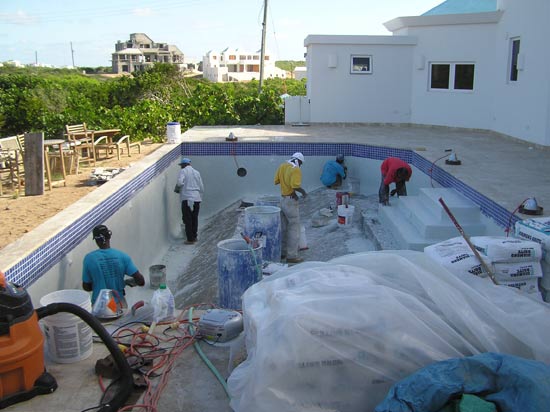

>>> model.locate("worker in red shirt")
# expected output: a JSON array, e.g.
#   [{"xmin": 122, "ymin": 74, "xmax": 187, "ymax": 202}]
[{"xmin": 379, "ymin": 157, "xmax": 412, "ymax": 205}]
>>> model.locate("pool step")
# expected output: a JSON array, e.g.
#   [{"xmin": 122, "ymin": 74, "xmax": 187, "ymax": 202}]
[{"xmin": 378, "ymin": 187, "xmax": 490, "ymax": 251}]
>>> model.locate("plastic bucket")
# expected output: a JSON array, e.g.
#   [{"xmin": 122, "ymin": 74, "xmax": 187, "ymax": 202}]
[
  {"xmin": 149, "ymin": 264, "xmax": 167, "ymax": 289},
  {"xmin": 166, "ymin": 121, "xmax": 181, "ymax": 144},
  {"xmin": 39, "ymin": 289, "xmax": 93, "ymax": 364},
  {"xmin": 244, "ymin": 205, "xmax": 281, "ymax": 263},
  {"xmin": 336, "ymin": 192, "xmax": 350, "ymax": 206},
  {"xmin": 217, "ymin": 239, "xmax": 263, "ymax": 310},
  {"xmin": 256, "ymin": 195, "xmax": 281, "ymax": 209},
  {"xmin": 337, "ymin": 204, "xmax": 355, "ymax": 226}
]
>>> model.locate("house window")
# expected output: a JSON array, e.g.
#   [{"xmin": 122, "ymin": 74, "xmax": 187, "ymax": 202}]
[
  {"xmin": 429, "ymin": 63, "xmax": 475, "ymax": 91},
  {"xmin": 229, "ymin": 55, "xmax": 236, "ymax": 60},
  {"xmin": 350, "ymin": 55, "xmax": 372, "ymax": 74},
  {"xmin": 509, "ymin": 38, "xmax": 520, "ymax": 82}
]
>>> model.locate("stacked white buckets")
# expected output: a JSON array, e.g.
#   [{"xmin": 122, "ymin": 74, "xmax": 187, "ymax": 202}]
[{"xmin": 40, "ymin": 289, "xmax": 93, "ymax": 363}]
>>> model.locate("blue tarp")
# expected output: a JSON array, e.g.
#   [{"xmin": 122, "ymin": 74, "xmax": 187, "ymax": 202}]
[{"xmin": 374, "ymin": 352, "xmax": 550, "ymax": 412}]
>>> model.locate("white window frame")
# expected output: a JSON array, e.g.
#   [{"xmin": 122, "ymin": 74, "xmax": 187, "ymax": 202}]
[
  {"xmin": 428, "ymin": 62, "xmax": 475, "ymax": 92},
  {"xmin": 350, "ymin": 55, "xmax": 372, "ymax": 74}
]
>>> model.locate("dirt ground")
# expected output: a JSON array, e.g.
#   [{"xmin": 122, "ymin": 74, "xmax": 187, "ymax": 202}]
[{"xmin": 0, "ymin": 141, "xmax": 164, "ymax": 250}]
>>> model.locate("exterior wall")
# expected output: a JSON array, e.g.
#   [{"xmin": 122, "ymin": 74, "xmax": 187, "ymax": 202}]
[
  {"xmin": 492, "ymin": 0, "xmax": 550, "ymax": 146},
  {"xmin": 297, "ymin": 1, "xmax": 550, "ymax": 146},
  {"xmin": 305, "ymin": 36, "xmax": 415, "ymax": 123},
  {"xmin": 407, "ymin": 22, "xmax": 498, "ymax": 130}
]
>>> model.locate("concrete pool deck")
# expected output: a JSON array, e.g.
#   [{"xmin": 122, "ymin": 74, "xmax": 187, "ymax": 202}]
[{"xmin": 5, "ymin": 123, "xmax": 550, "ymax": 411}]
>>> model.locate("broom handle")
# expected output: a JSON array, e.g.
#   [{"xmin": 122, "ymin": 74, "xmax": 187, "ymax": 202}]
[{"xmin": 438, "ymin": 197, "xmax": 499, "ymax": 285}]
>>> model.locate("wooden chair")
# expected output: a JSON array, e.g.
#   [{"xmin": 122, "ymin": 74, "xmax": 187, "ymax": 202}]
[
  {"xmin": 95, "ymin": 135, "xmax": 141, "ymax": 160},
  {"xmin": 0, "ymin": 135, "xmax": 23, "ymax": 193},
  {"xmin": 0, "ymin": 150, "xmax": 16, "ymax": 195},
  {"xmin": 65, "ymin": 123, "xmax": 96, "ymax": 168},
  {"xmin": 48, "ymin": 141, "xmax": 78, "ymax": 175}
]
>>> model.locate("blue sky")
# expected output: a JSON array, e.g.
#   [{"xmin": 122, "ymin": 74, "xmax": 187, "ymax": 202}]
[{"xmin": 0, "ymin": 0, "xmax": 443, "ymax": 68}]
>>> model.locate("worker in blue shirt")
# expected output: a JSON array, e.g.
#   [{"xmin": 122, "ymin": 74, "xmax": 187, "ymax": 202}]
[{"xmin": 320, "ymin": 154, "xmax": 347, "ymax": 189}]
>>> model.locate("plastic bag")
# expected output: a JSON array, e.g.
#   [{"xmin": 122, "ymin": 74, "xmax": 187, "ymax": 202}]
[
  {"xmin": 375, "ymin": 352, "xmax": 550, "ymax": 412},
  {"xmin": 227, "ymin": 251, "xmax": 550, "ymax": 412}
]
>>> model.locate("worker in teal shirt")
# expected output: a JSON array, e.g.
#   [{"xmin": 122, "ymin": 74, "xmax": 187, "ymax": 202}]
[
  {"xmin": 320, "ymin": 154, "xmax": 347, "ymax": 189},
  {"xmin": 82, "ymin": 225, "xmax": 145, "ymax": 304}
]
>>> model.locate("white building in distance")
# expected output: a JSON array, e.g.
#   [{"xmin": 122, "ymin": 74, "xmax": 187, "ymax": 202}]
[
  {"xmin": 202, "ymin": 47, "xmax": 287, "ymax": 82},
  {"xmin": 286, "ymin": 0, "xmax": 550, "ymax": 147}
]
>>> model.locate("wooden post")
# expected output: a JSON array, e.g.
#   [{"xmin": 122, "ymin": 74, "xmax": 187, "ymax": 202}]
[{"xmin": 24, "ymin": 132, "xmax": 44, "ymax": 196}]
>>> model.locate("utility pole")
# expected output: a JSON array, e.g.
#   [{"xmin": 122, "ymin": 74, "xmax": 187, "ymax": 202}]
[
  {"xmin": 35, "ymin": 51, "xmax": 38, "ymax": 65},
  {"xmin": 70, "ymin": 42, "xmax": 75, "ymax": 67},
  {"xmin": 258, "ymin": 0, "xmax": 268, "ymax": 94}
]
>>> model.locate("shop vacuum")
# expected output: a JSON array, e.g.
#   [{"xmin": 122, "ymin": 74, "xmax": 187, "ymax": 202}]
[{"xmin": 0, "ymin": 272, "xmax": 133, "ymax": 411}]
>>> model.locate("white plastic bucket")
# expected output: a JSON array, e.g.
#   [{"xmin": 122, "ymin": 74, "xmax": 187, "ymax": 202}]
[
  {"xmin": 337, "ymin": 205, "xmax": 355, "ymax": 226},
  {"xmin": 39, "ymin": 289, "xmax": 93, "ymax": 364},
  {"xmin": 166, "ymin": 122, "xmax": 181, "ymax": 144}
]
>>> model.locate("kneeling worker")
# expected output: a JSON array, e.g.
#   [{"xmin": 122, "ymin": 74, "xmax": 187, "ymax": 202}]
[
  {"xmin": 320, "ymin": 154, "xmax": 347, "ymax": 189},
  {"xmin": 82, "ymin": 224, "xmax": 145, "ymax": 304},
  {"xmin": 379, "ymin": 157, "xmax": 412, "ymax": 206}
]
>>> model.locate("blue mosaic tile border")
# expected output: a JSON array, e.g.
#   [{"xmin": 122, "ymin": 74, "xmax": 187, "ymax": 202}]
[
  {"xmin": 6, "ymin": 141, "xmax": 515, "ymax": 288},
  {"xmin": 182, "ymin": 142, "xmax": 513, "ymax": 228},
  {"xmin": 6, "ymin": 145, "xmax": 181, "ymax": 288}
]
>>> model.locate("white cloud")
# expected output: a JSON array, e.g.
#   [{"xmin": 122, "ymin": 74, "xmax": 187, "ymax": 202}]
[
  {"xmin": 0, "ymin": 10, "xmax": 37, "ymax": 25},
  {"xmin": 132, "ymin": 8, "xmax": 154, "ymax": 17}
]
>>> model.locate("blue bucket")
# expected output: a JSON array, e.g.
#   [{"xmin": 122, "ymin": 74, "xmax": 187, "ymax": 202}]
[
  {"xmin": 244, "ymin": 205, "xmax": 281, "ymax": 263},
  {"xmin": 217, "ymin": 238, "xmax": 263, "ymax": 310}
]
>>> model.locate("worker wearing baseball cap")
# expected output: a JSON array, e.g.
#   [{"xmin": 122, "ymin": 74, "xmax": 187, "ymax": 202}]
[
  {"xmin": 176, "ymin": 157, "xmax": 204, "ymax": 244},
  {"xmin": 274, "ymin": 152, "xmax": 307, "ymax": 264},
  {"xmin": 82, "ymin": 224, "xmax": 145, "ymax": 304}
]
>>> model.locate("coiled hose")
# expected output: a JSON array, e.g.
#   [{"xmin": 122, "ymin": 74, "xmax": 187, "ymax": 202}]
[{"xmin": 36, "ymin": 302, "xmax": 133, "ymax": 412}]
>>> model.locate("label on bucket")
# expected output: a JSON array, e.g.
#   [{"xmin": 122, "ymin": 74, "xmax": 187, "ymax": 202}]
[{"xmin": 338, "ymin": 215, "xmax": 346, "ymax": 225}]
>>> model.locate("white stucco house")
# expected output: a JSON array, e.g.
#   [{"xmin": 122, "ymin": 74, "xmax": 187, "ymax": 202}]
[
  {"xmin": 285, "ymin": 0, "xmax": 550, "ymax": 147},
  {"xmin": 202, "ymin": 47, "xmax": 287, "ymax": 82}
]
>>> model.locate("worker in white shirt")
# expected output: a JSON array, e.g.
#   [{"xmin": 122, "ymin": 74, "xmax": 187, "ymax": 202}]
[{"xmin": 176, "ymin": 157, "xmax": 204, "ymax": 244}]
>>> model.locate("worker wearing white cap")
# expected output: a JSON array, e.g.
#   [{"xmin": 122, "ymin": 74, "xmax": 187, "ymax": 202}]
[
  {"xmin": 274, "ymin": 152, "xmax": 307, "ymax": 264},
  {"xmin": 176, "ymin": 157, "xmax": 204, "ymax": 244}
]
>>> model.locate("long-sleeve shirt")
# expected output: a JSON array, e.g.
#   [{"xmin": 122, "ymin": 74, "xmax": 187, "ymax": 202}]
[
  {"xmin": 274, "ymin": 162, "xmax": 302, "ymax": 196},
  {"xmin": 381, "ymin": 157, "xmax": 412, "ymax": 185},
  {"xmin": 178, "ymin": 165, "xmax": 204, "ymax": 202}
]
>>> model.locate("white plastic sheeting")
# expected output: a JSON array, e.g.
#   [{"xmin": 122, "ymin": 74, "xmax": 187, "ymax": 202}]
[{"xmin": 228, "ymin": 251, "xmax": 550, "ymax": 412}]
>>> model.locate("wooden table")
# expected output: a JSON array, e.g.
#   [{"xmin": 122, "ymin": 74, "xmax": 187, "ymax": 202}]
[
  {"xmin": 94, "ymin": 129, "xmax": 121, "ymax": 159},
  {"xmin": 95, "ymin": 129, "xmax": 121, "ymax": 144},
  {"xmin": 43, "ymin": 139, "xmax": 67, "ymax": 190}
]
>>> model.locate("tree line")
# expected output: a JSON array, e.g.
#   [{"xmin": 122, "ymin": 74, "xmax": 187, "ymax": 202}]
[{"xmin": 0, "ymin": 64, "xmax": 306, "ymax": 142}]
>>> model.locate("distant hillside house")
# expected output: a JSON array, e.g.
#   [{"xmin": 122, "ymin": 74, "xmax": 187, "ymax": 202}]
[
  {"xmin": 112, "ymin": 33, "xmax": 184, "ymax": 74},
  {"xmin": 202, "ymin": 48, "xmax": 287, "ymax": 82}
]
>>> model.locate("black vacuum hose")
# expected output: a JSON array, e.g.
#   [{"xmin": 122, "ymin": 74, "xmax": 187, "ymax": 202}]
[{"xmin": 36, "ymin": 302, "xmax": 133, "ymax": 412}]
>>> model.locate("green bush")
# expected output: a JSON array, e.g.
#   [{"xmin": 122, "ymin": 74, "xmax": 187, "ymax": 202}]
[{"xmin": 0, "ymin": 64, "xmax": 306, "ymax": 143}]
